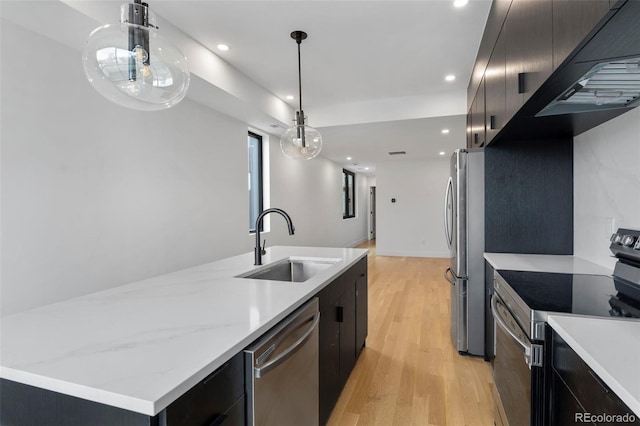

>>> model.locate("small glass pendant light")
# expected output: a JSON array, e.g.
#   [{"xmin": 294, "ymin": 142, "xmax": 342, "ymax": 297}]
[
  {"xmin": 280, "ymin": 31, "xmax": 323, "ymax": 160},
  {"xmin": 82, "ymin": 0, "xmax": 190, "ymax": 111}
]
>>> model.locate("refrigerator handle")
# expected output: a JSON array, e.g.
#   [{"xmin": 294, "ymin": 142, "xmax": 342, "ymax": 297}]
[
  {"xmin": 444, "ymin": 267, "xmax": 456, "ymax": 285},
  {"xmin": 444, "ymin": 177, "xmax": 453, "ymax": 248}
]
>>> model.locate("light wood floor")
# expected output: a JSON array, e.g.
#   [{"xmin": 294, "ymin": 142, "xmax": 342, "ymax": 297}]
[{"xmin": 327, "ymin": 240, "xmax": 495, "ymax": 426}]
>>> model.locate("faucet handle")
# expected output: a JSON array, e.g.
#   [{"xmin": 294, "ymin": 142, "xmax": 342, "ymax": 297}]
[{"xmin": 260, "ymin": 239, "xmax": 267, "ymax": 256}]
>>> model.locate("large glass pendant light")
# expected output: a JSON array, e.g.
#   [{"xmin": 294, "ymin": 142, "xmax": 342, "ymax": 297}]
[
  {"xmin": 82, "ymin": 0, "xmax": 190, "ymax": 111},
  {"xmin": 280, "ymin": 31, "xmax": 323, "ymax": 160}
]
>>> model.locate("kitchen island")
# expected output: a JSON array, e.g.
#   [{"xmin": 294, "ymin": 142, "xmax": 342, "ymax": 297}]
[{"xmin": 0, "ymin": 246, "xmax": 368, "ymax": 419}]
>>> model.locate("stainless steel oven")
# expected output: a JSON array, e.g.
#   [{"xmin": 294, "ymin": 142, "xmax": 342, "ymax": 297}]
[
  {"xmin": 491, "ymin": 228, "xmax": 640, "ymax": 425},
  {"xmin": 491, "ymin": 291, "xmax": 545, "ymax": 426}
]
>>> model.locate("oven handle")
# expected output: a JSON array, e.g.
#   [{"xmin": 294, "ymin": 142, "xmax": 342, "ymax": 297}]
[{"xmin": 491, "ymin": 294, "xmax": 543, "ymax": 368}]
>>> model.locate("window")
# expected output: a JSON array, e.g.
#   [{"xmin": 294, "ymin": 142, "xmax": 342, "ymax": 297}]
[
  {"xmin": 343, "ymin": 169, "xmax": 355, "ymax": 219},
  {"xmin": 248, "ymin": 132, "xmax": 263, "ymax": 233}
]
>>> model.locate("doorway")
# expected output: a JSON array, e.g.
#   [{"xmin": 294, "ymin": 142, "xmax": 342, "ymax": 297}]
[{"xmin": 369, "ymin": 186, "xmax": 376, "ymax": 240}]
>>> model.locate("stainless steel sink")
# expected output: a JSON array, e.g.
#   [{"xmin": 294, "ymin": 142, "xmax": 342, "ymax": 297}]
[{"xmin": 237, "ymin": 257, "xmax": 339, "ymax": 282}]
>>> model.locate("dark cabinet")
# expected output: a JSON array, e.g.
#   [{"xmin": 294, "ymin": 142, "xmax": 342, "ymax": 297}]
[
  {"xmin": 468, "ymin": 0, "xmax": 638, "ymax": 144},
  {"xmin": 0, "ymin": 378, "xmax": 158, "ymax": 426},
  {"xmin": 159, "ymin": 352, "xmax": 245, "ymax": 426},
  {"xmin": 467, "ymin": 0, "xmax": 512, "ymax": 109},
  {"xmin": 0, "ymin": 353, "xmax": 245, "ymax": 426},
  {"xmin": 337, "ymin": 282, "xmax": 357, "ymax": 388},
  {"xmin": 317, "ymin": 257, "xmax": 368, "ymax": 425},
  {"xmin": 504, "ymin": 0, "xmax": 553, "ymax": 113},
  {"xmin": 355, "ymin": 265, "xmax": 368, "ymax": 358},
  {"xmin": 549, "ymin": 329, "xmax": 640, "ymax": 425},
  {"xmin": 484, "ymin": 29, "xmax": 506, "ymax": 144},
  {"xmin": 318, "ymin": 286, "xmax": 341, "ymax": 426},
  {"xmin": 552, "ymin": 0, "xmax": 610, "ymax": 70},
  {"xmin": 469, "ymin": 78, "xmax": 486, "ymax": 148}
]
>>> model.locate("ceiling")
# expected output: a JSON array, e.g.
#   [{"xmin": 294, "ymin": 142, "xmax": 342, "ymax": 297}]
[
  {"xmin": 1, "ymin": 0, "xmax": 492, "ymax": 175},
  {"xmin": 155, "ymin": 0, "xmax": 491, "ymax": 174}
]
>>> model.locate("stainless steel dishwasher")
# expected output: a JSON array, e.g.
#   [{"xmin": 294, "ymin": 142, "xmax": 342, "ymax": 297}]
[{"xmin": 245, "ymin": 298, "xmax": 319, "ymax": 426}]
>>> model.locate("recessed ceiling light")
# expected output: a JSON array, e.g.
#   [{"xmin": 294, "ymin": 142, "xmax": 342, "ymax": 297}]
[
  {"xmin": 441, "ymin": 129, "xmax": 450, "ymax": 134},
  {"xmin": 453, "ymin": 0, "xmax": 469, "ymax": 7},
  {"xmin": 217, "ymin": 44, "xmax": 229, "ymax": 51},
  {"xmin": 439, "ymin": 151, "xmax": 446, "ymax": 156},
  {"xmin": 286, "ymin": 95, "xmax": 294, "ymax": 100},
  {"xmin": 365, "ymin": 167, "xmax": 370, "ymax": 170},
  {"xmin": 445, "ymin": 74, "xmax": 456, "ymax": 82},
  {"xmin": 346, "ymin": 156, "xmax": 352, "ymax": 161}
]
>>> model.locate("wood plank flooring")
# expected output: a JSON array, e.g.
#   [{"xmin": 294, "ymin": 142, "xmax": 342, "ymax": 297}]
[{"xmin": 327, "ymin": 241, "xmax": 495, "ymax": 426}]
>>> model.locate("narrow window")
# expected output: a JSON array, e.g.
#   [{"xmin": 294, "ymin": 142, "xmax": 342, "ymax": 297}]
[
  {"xmin": 248, "ymin": 132, "xmax": 263, "ymax": 232},
  {"xmin": 343, "ymin": 169, "xmax": 356, "ymax": 219}
]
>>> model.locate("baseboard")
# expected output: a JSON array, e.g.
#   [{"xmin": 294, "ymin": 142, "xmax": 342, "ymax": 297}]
[
  {"xmin": 376, "ymin": 249, "xmax": 449, "ymax": 258},
  {"xmin": 349, "ymin": 237, "xmax": 368, "ymax": 248}
]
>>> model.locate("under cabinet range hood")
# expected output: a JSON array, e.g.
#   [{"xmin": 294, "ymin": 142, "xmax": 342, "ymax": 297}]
[{"xmin": 537, "ymin": 56, "xmax": 640, "ymax": 117}]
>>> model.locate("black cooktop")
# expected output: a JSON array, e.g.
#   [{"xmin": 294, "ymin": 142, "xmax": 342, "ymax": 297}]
[{"xmin": 497, "ymin": 270, "xmax": 640, "ymax": 319}]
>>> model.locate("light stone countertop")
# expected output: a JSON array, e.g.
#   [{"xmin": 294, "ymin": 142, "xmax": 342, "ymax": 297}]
[
  {"xmin": 547, "ymin": 315, "xmax": 640, "ymax": 417},
  {"xmin": 484, "ymin": 252, "xmax": 612, "ymax": 275},
  {"xmin": 0, "ymin": 246, "xmax": 368, "ymax": 416}
]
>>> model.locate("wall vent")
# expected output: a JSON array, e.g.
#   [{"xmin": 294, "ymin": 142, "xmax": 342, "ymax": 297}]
[{"xmin": 388, "ymin": 151, "xmax": 407, "ymax": 156}]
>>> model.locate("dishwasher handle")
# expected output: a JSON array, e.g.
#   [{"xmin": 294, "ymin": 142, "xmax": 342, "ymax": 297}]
[
  {"xmin": 491, "ymin": 294, "xmax": 543, "ymax": 368},
  {"xmin": 254, "ymin": 311, "xmax": 320, "ymax": 379}
]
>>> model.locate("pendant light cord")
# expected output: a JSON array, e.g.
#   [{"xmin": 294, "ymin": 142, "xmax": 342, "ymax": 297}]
[{"xmin": 297, "ymin": 40, "xmax": 303, "ymax": 117}]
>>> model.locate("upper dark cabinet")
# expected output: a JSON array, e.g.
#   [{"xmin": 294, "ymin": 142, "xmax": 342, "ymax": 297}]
[
  {"xmin": 470, "ymin": 78, "xmax": 486, "ymax": 148},
  {"xmin": 467, "ymin": 0, "xmax": 640, "ymax": 144},
  {"xmin": 485, "ymin": 29, "xmax": 507, "ymax": 144},
  {"xmin": 573, "ymin": 0, "xmax": 640, "ymax": 63},
  {"xmin": 467, "ymin": 0, "xmax": 512, "ymax": 108},
  {"xmin": 504, "ymin": 0, "xmax": 553, "ymax": 112},
  {"xmin": 552, "ymin": 0, "xmax": 610, "ymax": 70}
]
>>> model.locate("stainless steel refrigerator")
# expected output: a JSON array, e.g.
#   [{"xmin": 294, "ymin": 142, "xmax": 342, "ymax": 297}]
[{"xmin": 443, "ymin": 148, "xmax": 484, "ymax": 356}]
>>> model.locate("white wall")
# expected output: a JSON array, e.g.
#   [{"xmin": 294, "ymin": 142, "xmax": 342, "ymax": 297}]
[
  {"xmin": 0, "ymin": 20, "xmax": 367, "ymax": 315},
  {"xmin": 253, "ymin": 136, "xmax": 369, "ymax": 249},
  {"xmin": 574, "ymin": 107, "xmax": 640, "ymax": 270},
  {"xmin": 376, "ymin": 159, "xmax": 449, "ymax": 257}
]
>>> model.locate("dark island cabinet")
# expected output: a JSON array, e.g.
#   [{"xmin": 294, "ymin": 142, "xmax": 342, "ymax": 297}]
[
  {"xmin": 0, "ymin": 352, "xmax": 245, "ymax": 426},
  {"xmin": 317, "ymin": 256, "xmax": 368, "ymax": 426},
  {"xmin": 548, "ymin": 329, "xmax": 640, "ymax": 425},
  {"xmin": 355, "ymin": 264, "xmax": 368, "ymax": 358}
]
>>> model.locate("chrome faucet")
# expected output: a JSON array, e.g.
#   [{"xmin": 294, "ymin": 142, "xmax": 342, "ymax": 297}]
[{"xmin": 254, "ymin": 208, "xmax": 295, "ymax": 265}]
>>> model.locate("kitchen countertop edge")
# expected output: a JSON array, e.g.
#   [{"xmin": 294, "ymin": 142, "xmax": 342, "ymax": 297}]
[
  {"xmin": 484, "ymin": 252, "xmax": 613, "ymax": 275},
  {"xmin": 0, "ymin": 246, "xmax": 369, "ymax": 416}
]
